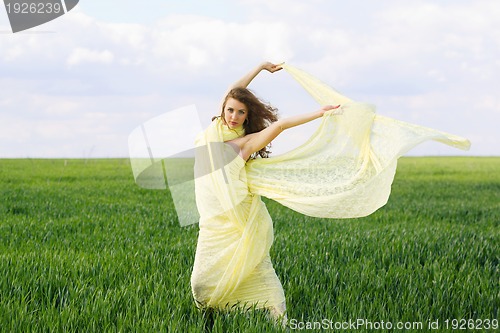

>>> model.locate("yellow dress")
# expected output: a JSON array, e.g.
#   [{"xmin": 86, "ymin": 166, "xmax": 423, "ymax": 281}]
[{"xmin": 191, "ymin": 119, "xmax": 286, "ymax": 311}]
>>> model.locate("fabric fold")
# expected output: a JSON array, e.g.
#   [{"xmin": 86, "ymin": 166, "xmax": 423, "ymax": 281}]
[{"xmin": 244, "ymin": 64, "xmax": 470, "ymax": 219}]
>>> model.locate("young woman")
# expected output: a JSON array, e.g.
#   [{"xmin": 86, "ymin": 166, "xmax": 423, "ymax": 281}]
[
  {"xmin": 190, "ymin": 62, "xmax": 337, "ymax": 325},
  {"xmin": 189, "ymin": 61, "xmax": 470, "ymax": 330}
]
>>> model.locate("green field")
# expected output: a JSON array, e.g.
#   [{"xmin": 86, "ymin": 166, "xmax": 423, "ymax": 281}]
[{"xmin": 0, "ymin": 157, "xmax": 498, "ymax": 332}]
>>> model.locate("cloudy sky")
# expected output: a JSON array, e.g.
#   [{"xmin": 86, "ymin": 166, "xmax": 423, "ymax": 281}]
[{"xmin": 0, "ymin": 0, "xmax": 498, "ymax": 158}]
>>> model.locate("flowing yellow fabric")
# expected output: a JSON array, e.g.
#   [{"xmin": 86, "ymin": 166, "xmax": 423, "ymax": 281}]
[
  {"xmin": 190, "ymin": 64, "xmax": 470, "ymax": 312},
  {"xmin": 245, "ymin": 64, "xmax": 471, "ymax": 218}
]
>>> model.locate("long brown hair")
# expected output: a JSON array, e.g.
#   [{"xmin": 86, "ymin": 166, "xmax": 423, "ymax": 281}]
[{"xmin": 217, "ymin": 87, "xmax": 279, "ymax": 158}]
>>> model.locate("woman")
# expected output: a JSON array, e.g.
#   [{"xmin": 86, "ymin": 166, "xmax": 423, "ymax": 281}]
[
  {"xmin": 189, "ymin": 61, "xmax": 470, "ymax": 328},
  {"xmin": 190, "ymin": 62, "xmax": 333, "ymax": 324}
]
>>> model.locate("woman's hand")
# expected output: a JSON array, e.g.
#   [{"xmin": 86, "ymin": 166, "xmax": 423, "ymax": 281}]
[
  {"xmin": 261, "ymin": 62, "xmax": 283, "ymax": 73},
  {"xmin": 319, "ymin": 104, "xmax": 341, "ymax": 116}
]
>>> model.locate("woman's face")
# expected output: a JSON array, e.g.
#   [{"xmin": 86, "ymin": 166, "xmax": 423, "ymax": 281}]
[{"xmin": 224, "ymin": 98, "xmax": 248, "ymax": 129}]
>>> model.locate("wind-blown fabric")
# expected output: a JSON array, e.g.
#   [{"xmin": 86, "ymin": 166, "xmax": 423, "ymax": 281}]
[
  {"xmin": 190, "ymin": 64, "xmax": 470, "ymax": 310},
  {"xmin": 246, "ymin": 64, "xmax": 471, "ymax": 218}
]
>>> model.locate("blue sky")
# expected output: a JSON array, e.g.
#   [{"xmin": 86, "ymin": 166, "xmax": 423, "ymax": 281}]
[{"xmin": 0, "ymin": 0, "xmax": 498, "ymax": 157}]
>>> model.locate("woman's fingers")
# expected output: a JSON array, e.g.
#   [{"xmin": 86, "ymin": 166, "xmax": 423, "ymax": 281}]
[
  {"xmin": 268, "ymin": 64, "xmax": 282, "ymax": 73},
  {"xmin": 323, "ymin": 105, "xmax": 341, "ymax": 111},
  {"xmin": 274, "ymin": 62, "xmax": 284, "ymax": 71},
  {"xmin": 263, "ymin": 62, "xmax": 284, "ymax": 73},
  {"xmin": 320, "ymin": 105, "xmax": 343, "ymax": 116}
]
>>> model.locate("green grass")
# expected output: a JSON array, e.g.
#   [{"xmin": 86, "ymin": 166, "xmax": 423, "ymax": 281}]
[{"xmin": 0, "ymin": 157, "xmax": 498, "ymax": 332}]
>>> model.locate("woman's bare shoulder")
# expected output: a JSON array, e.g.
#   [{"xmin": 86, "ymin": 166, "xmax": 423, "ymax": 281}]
[{"xmin": 225, "ymin": 133, "xmax": 253, "ymax": 147}]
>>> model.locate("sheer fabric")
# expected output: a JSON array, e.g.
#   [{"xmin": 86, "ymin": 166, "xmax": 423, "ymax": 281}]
[
  {"xmin": 191, "ymin": 118, "xmax": 285, "ymax": 311},
  {"xmin": 245, "ymin": 64, "xmax": 471, "ymax": 218},
  {"xmin": 190, "ymin": 64, "xmax": 470, "ymax": 313}
]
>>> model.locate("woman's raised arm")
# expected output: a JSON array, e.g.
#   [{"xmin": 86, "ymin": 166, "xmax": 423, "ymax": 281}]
[
  {"xmin": 227, "ymin": 62, "xmax": 283, "ymax": 91},
  {"xmin": 237, "ymin": 105, "xmax": 340, "ymax": 160}
]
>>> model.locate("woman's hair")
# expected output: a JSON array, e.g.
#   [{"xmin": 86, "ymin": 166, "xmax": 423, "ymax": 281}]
[{"xmin": 216, "ymin": 87, "xmax": 279, "ymax": 159}]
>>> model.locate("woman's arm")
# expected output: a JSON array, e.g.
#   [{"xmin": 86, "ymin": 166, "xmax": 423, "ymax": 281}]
[
  {"xmin": 228, "ymin": 62, "xmax": 282, "ymax": 90},
  {"xmin": 237, "ymin": 105, "xmax": 340, "ymax": 160}
]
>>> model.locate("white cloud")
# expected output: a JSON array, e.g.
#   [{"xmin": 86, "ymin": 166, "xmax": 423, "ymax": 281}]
[
  {"xmin": 45, "ymin": 101, "xmax": 79, "ymax": 116},
  {"xmin": 150, "ymin": 15, "xmax": 293, "ymax": 73},
  {"xmin": 0, "ymin": 0, "xmax": 498, "ymax": 157},
  {"xmin": 66, "ymin": 47, "xmax": 114, "ymax": 66}
]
